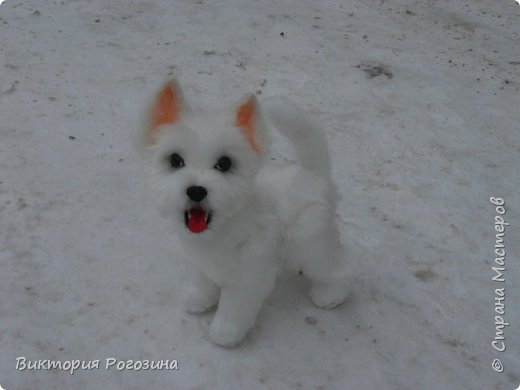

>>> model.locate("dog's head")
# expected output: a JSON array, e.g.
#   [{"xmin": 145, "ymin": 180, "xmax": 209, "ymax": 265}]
[{"xmin": 141, "ymin": 79, "xmax": 271, "ymax": 238}]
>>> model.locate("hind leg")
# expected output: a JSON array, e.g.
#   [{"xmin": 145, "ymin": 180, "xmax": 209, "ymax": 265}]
[{"xmin": 291, "ymin": 224, "xmax": 350, "ymax": 309}]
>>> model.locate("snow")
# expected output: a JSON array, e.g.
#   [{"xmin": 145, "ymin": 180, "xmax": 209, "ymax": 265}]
[{"xmin": 1, "ymin": 0, "xmax": 519, "ymax": 389}]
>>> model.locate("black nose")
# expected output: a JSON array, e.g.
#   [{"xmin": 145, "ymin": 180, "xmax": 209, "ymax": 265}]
[{"xmin": 186, "ymin": 186, "xmax": 208, "ymax": 202}]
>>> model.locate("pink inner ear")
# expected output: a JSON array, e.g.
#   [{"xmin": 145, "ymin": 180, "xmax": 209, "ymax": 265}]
[
  {"xmin": 150, "ymin": 81, "xmax": 181, "ymax": 135},
  {"xmin": 235, "ymin": 98, "xmax": 261, "ymax": 152}
]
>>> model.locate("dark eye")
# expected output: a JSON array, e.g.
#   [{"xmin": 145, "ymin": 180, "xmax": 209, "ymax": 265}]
[
  {"xmin": 214, "ymin": 156, "xmax": 232, "ymax": 172},
  {"xmin": 169, "ymin": 153, "xmax": 185, "ymax": 169}
]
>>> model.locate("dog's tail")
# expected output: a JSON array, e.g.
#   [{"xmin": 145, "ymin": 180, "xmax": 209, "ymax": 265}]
[{"xmin": 263, "ymin": 97, "xmax": 331, "ymax": 178}]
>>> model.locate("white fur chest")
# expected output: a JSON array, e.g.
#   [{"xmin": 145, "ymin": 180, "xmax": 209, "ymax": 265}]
[{"xmin": 178, "ymin": 210, "xmax": 281, "ymax": 286}]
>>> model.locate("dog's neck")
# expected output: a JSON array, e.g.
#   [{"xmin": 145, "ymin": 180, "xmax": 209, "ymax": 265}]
[{"xmin": 182, "ymin": 190, "xmax": 271, "ymax": 248}]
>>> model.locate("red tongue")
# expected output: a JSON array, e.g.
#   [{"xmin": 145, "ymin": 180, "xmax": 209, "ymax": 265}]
[{"xmin": 187, "ymin": 208, "xmax": 208, "ymax": 233}]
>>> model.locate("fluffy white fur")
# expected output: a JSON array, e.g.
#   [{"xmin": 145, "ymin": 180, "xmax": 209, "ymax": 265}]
[{"xmin": 141, "ymin": 80, "xmax": 350, "ymax": 347}]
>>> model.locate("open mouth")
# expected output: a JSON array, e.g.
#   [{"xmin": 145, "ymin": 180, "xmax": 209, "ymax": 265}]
[{"xmin": 184, "ymin": 207, "xmax": 213, "ymax": 233}]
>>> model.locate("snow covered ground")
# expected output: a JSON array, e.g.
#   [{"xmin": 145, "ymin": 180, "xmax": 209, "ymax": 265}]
[{"xmin": 1, "ymin": 0, "xmax": 519, "ymax": 388}]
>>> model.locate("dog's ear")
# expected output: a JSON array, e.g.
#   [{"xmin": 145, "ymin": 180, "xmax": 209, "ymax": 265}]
[
  {"xmin": 146, "ymin": 79, "xmax": 184, "ymax": 143},
  {"xmin": 235, "ymin": 94, "xmax": 269, "ymax": 153}
]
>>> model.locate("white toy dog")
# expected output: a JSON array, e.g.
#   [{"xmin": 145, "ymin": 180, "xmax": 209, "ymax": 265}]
[{"xmin": 141, "ymin": 79, "xmax": 350, "ymax": 347}]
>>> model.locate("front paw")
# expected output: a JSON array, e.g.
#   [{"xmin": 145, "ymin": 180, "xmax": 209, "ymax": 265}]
[
  {"xmin": 310, "ymin": 281, "xmax": 351, "ymax": 309},
  {"xmin": 209, "ymin": 317, "xmax": 248, "ymax": 347},
  {"xmin": 183, "ymin": 290, "xmax": 218, "ymax": 314}
]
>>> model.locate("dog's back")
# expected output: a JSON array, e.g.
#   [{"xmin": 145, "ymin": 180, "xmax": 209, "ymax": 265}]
[{"xmin": 258, "ymin": 99, "xmax": 342, "ymax": 274}]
